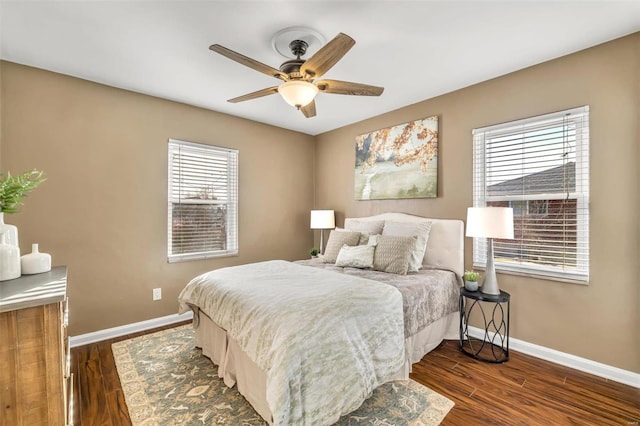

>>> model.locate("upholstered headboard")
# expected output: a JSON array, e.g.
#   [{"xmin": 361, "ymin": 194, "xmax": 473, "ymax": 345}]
[{"xmin": 344, "ymin": 213, "xmax": 464, "ymax": 277}]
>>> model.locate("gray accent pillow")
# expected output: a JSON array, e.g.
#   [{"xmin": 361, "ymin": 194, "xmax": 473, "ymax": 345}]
[
  {"xmin": 382, "ymin": 220, "xmax": 433, "ymax": 273},
  {"xmin": 333, "ymin": 227, "xmax": 369, "ymax": 245},
  {"xmin": 371, "ymin": 235, "xmax": 416, "ymax": 275},
  {"xmin": 322, "ymin": 230, "xmax": 361, "ymax": 263}
]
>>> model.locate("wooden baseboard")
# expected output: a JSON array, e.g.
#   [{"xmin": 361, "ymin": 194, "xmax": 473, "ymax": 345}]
[{"xmin": 467, "ymin": 326, "xmax": 639, "ymax": 388}]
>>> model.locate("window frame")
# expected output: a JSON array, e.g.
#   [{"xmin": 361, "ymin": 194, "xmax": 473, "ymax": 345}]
[
  {"xmin": 167, "ymin": 138, "xmax": 238, "ymax": 263},
  {"xmin": 472, "ymin": 106, "xmax": 589, "ymax": 283}
]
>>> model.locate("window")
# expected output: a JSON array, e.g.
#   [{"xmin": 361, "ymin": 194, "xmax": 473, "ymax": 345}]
[
  {"xmin": 168, "ymin": 139, "xmax": 238, "ymax": 262},
  {"xmin": 472, "ymin": 106, "xmax": 589, "ymax": 282},
  {"xmin": 509, "ymin": 200, "xmax": 548, "ymax": 217}
]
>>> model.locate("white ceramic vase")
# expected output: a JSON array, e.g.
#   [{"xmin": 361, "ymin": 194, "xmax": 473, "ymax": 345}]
[
  {"xmin": 0, "ymin": 231, "xmax": 21, "ymax": 281},
  {"xmin": 21, "ymin": 243, "xmax": 52, "ymax": 275},
  {"xmin": 464, "ymin": 280, "xmax": 479, "ymax": 291},
  {"xmin": 0, "ymin": 212, "xmax": 19, "ymax": 247}
]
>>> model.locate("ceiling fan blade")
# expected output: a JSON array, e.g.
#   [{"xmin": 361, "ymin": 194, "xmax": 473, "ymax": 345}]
[
  {"xmin": 315, "ymin": 79, "xmax": 384, "ymax": 96},
  {"xmin": 228, "ymin": 86, "xmax": 279, "ymax": 103},
  {"xmin": 210, "ymin": 44, "xmax": 288, "ymax": 81},
  {"xmin": 300, "ymin": 33, "xmax": 355, "ymax": 79},
  {"xmin": 301, "ymin": 100, "xmax": 316, "ymax": 118}
]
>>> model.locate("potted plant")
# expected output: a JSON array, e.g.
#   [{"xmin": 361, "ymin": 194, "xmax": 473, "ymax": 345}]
[
  {"xmin": 0, "ymin": 169, "xmax": 46, "ymax": 281},
  {"xmin": 0, "ymin": 169, "xmax": 46, "ymax": 245},
  {"xmin": 309, "ymin": 248, "xmax": 319, "ymax": 258},
  {"xmin": 0, "ymin": 170, "xmax": 46, "ymax": 214},
  {"xmin": 463, "ymin": 270, "xmax": 480, "ymax": 291}
]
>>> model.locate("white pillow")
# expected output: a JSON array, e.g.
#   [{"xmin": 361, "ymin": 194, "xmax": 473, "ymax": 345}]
[
  {"xmin": 335, "ymin": 244, "xmax": 375, "ymax": 269},
  {"xmin": 382, "ymin": 220, "xmax": 432, "ymax": 272}
]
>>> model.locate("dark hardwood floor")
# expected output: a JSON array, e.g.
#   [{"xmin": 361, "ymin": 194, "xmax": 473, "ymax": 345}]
[
  {"xmin": 412, "ymin": 341, "xmax": 639, "ymax": 425},
  {"xmin": 71, "ymin": 323, "xmax": 639, "ymax": 425}
]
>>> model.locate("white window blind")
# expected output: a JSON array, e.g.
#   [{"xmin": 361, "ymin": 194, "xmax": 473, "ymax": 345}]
[
  {"xmin": 472, "ymin": 106, "xmax": 589, "ymax": 283},
  {"xmin": 168, "ymin": 139, "xmax": 238, "ymax": 262}
]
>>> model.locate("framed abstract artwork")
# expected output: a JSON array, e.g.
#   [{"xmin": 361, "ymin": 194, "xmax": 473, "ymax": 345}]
[{"xmin": 354, "ymin": 116, "xmax": 438, "ymax": 200}]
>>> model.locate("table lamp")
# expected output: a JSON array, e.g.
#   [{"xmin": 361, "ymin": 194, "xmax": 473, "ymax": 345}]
[
  {"xmin": 466, "ymin": 207, "xmax": 514, "ymax": 295},
  {"xmin": 310, "ymin": 210, "xmax": 335, "ymax": 254}
]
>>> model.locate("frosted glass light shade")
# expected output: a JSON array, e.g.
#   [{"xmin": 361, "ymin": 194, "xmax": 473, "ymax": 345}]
[
  {"xmin": 466, "ymin": 207, "xmax": 514, "ymax": 239},
  {"xmin": 278, "ymin": 81, "xmax": 318, "ymax": 108},
  {"xmin": 310, "ymin": 210, "xmax": 335, "ymax": 229}
]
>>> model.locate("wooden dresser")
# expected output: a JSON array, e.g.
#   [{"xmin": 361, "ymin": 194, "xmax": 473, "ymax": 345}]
[{"xmin": 0, "ymin": 266, "xmax": 72, "ymax": 426}]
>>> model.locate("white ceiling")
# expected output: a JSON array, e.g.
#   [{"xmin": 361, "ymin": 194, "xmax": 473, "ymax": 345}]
[{"xmin": 1, "ymin": 1, "xmax": 639, "ymax": 136}]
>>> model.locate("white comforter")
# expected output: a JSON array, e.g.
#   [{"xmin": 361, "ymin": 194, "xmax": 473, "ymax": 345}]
[{"xmin": 178, "ymin": 260, "xmax": 405, "ymax": 425}]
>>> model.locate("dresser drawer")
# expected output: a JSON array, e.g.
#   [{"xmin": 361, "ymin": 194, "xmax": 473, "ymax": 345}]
[{"xmin": 0, "ymin": 301, "xmax": 67, "ymax": 424}]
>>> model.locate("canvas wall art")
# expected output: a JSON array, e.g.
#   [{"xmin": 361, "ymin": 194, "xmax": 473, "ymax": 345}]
[{"xmin": 354, "ymin": 116, "xmax": 438, "ymax": 200}]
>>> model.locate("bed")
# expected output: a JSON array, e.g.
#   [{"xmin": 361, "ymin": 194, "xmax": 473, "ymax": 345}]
[{"xmin": 178, "ymin": 213, "xmax": 463, "ymax": 425}]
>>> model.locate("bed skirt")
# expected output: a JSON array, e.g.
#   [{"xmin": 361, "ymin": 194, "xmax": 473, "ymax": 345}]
[{"xmin": 193, "ymin": 309, "xmax": 459, "ymax": 424}]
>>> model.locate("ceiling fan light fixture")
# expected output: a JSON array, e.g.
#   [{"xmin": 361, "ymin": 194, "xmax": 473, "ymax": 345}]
[{"xmin": 278, "ymin": 80, "xmax": 318, "ymax": 108}]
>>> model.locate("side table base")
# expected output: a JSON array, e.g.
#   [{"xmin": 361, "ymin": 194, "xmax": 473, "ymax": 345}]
[
  {"xmin": 460, "ymin": 337, "xmax": 508, "ymax": 363},
  {"xmin": 459, "ymin": 288, "xmax": 510, "ymax": 364}
]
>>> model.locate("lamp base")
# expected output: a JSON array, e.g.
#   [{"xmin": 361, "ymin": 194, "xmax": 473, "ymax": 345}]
[
  {"xmin": 481, "ymin": 277, "xmax": 501, "ymax": 295},
  {"xmin": 481, "ymin": 238, "xmax": 501, "ymax": 295}
]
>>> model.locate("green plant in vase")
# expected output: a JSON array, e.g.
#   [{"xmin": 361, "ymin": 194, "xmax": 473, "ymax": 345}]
[
  {"xmin": 0, "ymin": 169, "xmax": 46, "ymax": 246},
  {"xmin": 0, "ymin": 170, "xmax": 46, "ymax": 214},
  {"xmin": 309, "ymin": 248, "xmax": 319, "ymax": 258},
  {"xmin": 463, "ymin": 270, "xmax": 480, "ymax": 291}
]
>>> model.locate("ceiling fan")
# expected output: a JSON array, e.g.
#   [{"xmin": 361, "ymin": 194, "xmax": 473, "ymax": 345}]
[{"xmin": 209, "ymin": 33, "xmax": 384, "ymax": 118}]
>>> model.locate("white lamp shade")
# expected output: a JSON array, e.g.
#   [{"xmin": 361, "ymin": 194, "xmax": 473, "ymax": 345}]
[
  {"xmin": 310, "ymin": 210, "xmax": 335, "ymax": 229},
  {"xmin": 466, "ymin": 207, "xmax": 514, "ymax": 239},
  {"xmin": 278, "ymin": 81, "xmax": 319, "ymax": 108}
]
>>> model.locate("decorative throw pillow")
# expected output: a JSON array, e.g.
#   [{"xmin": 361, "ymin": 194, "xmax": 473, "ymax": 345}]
[
  {"xmin": 372, "ymin": 235, "xmax": 416, "ymax": 275},
  {"xmin": 355, "ymin": 231, "xmax": 373, "ymax": 245},
  {"xmin": 344, "ymin": 219, "xmax": 385, "ymax": 245},
  {"xmin": 382, "ymin": 220, "xmax": 432, "ymax": 273},
  {"xmin": 322, "ymin": 230, "xmax": 361, "ymax": 263},
  {"xmin": 333, "ymin": 227, "xmax": 366, "ymax": 243},
  {"xmin": 344, "ymin": 219, "xmax": 385, "ymax": 235},
  {"xmin": 335, "ymin": 244, "xmax": 375, "ymax": 269}
]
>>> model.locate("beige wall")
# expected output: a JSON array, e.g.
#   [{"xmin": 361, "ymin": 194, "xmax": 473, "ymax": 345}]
[
  {"xmin": 1, "ymin": 33, "xmax": 638, "ymax": 373},
  {"xmin": 315, "ymin": 33, "xmax": 639, "ymax": 372},
  {"xmin": 0, "ymin": 61, "xmax": 315, "ymax": 335},
  {"xmin": 0, "ymin": 61, "xmax": 3, "ymax": 164}
]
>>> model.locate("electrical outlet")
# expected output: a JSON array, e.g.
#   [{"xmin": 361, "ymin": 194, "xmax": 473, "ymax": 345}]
[{"xmin": 152, "ymin": 288, "xmax": 162, "ymax": 301}]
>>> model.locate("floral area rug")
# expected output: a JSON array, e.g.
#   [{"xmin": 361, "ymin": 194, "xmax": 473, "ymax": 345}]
[{"xmin": 112, "ymin": 325, "xmax": 454, "ymax": 425}]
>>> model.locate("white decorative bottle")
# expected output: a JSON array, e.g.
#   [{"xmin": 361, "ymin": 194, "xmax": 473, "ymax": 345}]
[
  {"xmin": 0, "ymin": 212, "xmax": 19, "ymax": 247},
  {"xmin": 21, "ymin": 243, "xmax": 52, "ymax": 275},
  {"xmin": 0, "ymin": 230, "xmax": 21, "ymax": 281}
]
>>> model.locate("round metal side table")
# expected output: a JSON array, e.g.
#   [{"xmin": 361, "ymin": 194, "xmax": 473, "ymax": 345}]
[{"xmin": 459, "ymin": 288, "xmax": 510, "ymax": 363}]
